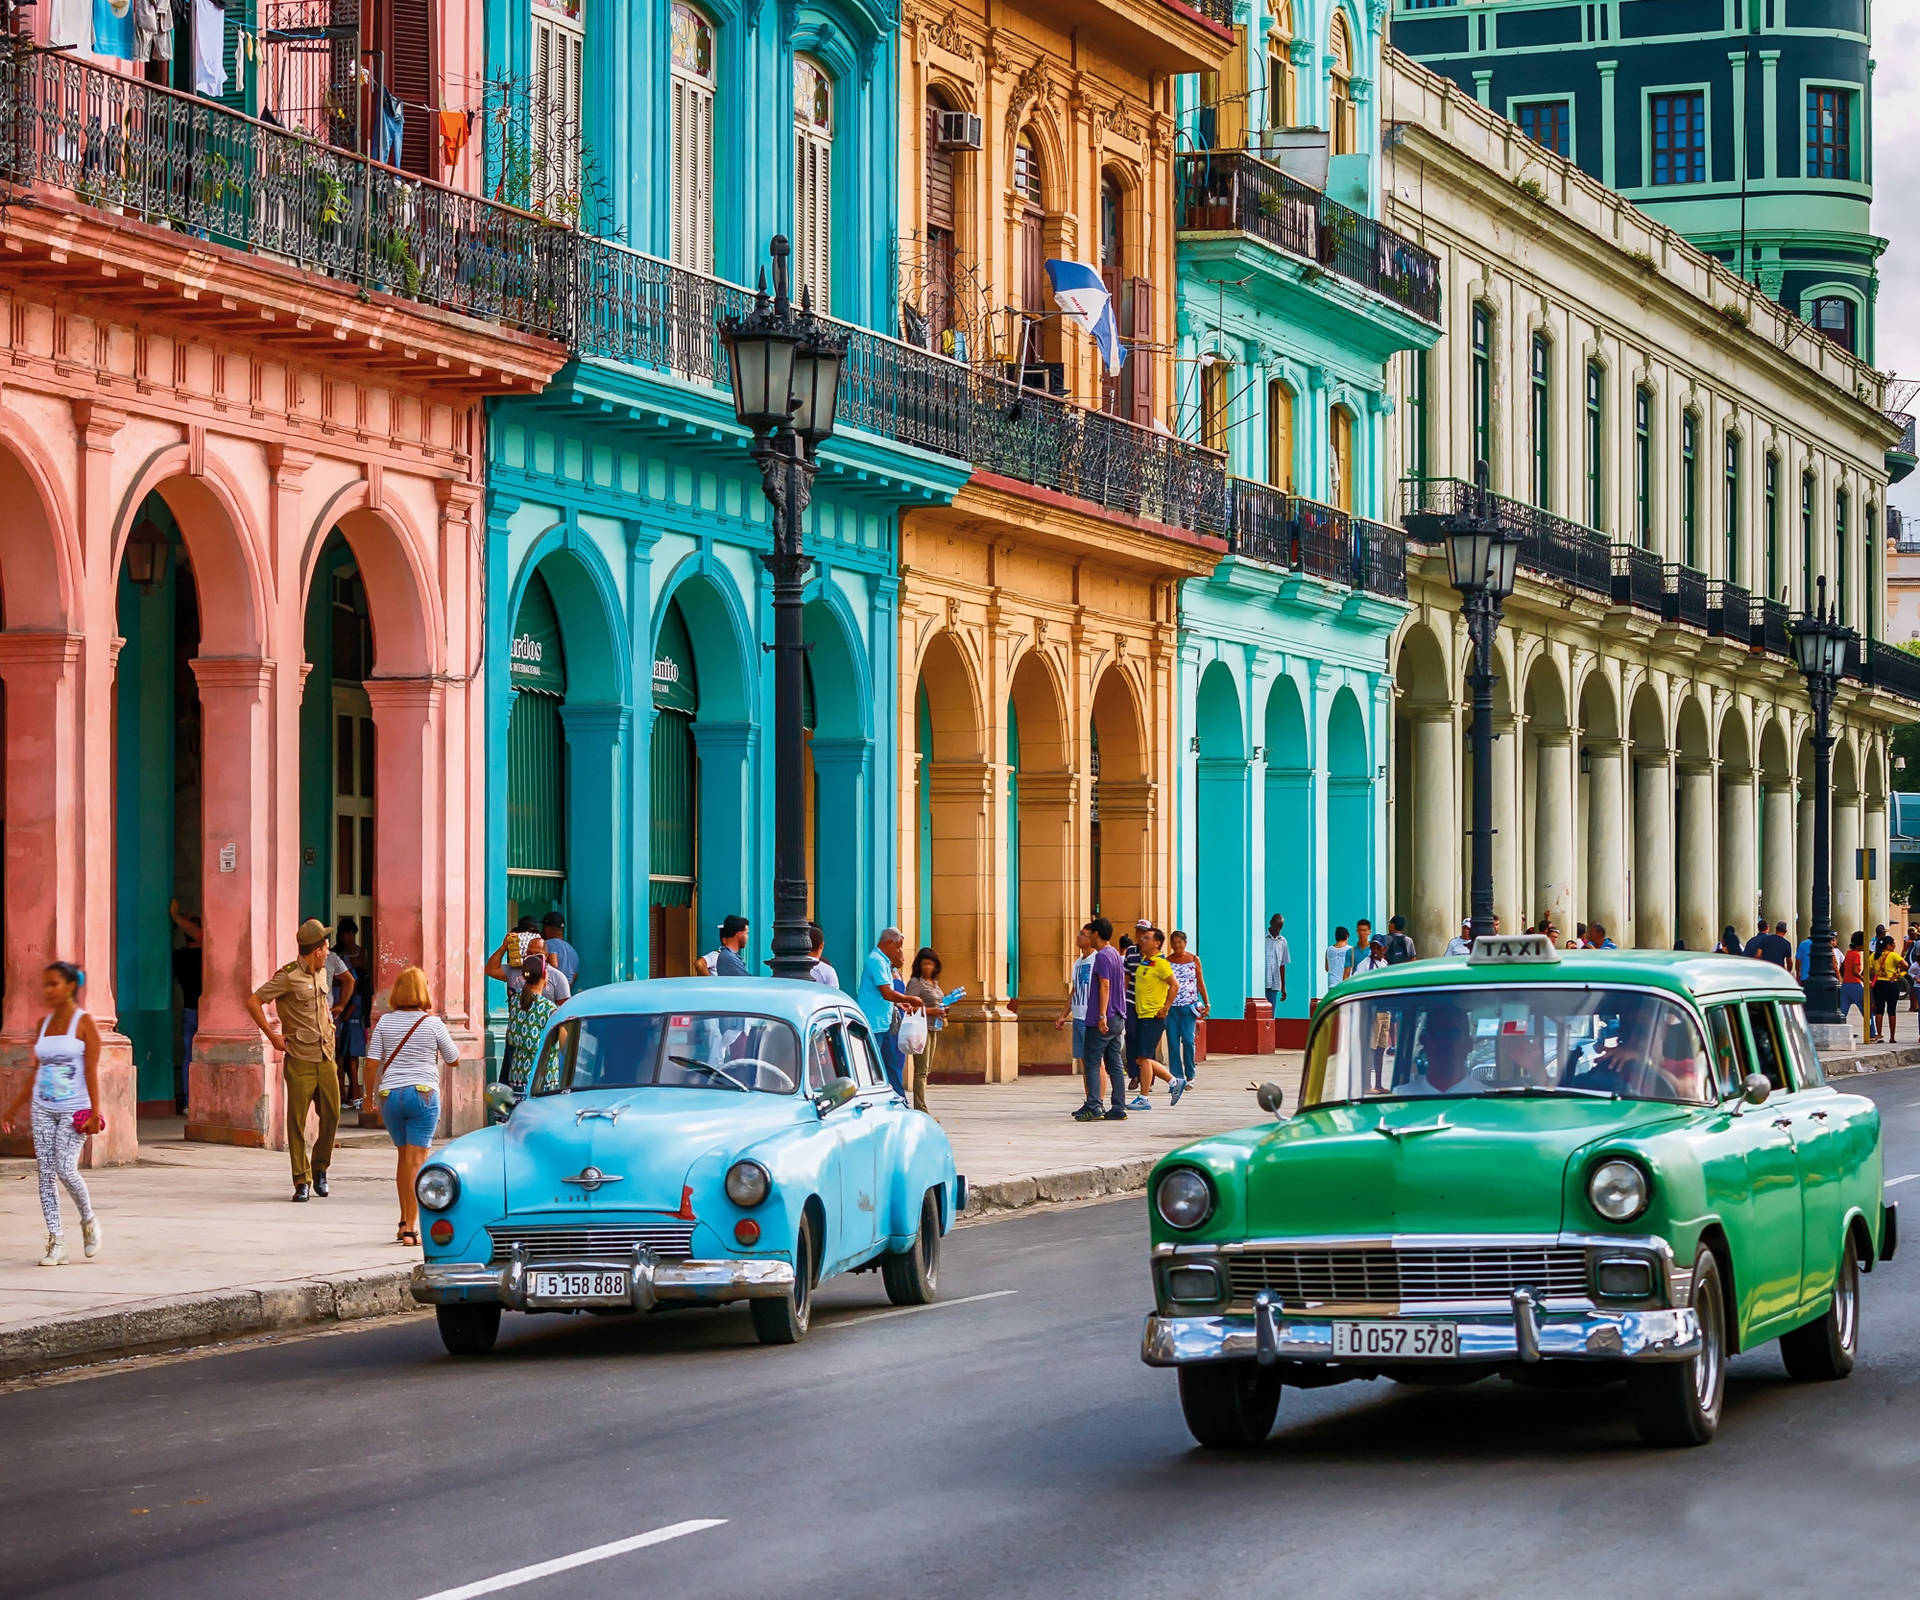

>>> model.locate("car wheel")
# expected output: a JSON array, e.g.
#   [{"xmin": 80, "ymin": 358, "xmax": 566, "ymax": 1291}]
[
  {"xmin": 1627, "ymin": 1246, "xmax": 1725, "ymax": 1447},
  {"xmin": 750, "ymin": 1217, "xmax": 814, "ymax": 1345},
  {"xmin": 881, "ymin": 1190, "xmax": 942, "ymax": 1307},
  {"xmin": 435, "ymin": 1303, "xmax": 501, "ymax": 1356},
  {"xmin": 1176, "ymin": 1363, "xmax": 1282, "ymax": 1449},
  {"xmin": 1780, "ymin": 1234, "xmax": 1860, "ymax": 1381}
]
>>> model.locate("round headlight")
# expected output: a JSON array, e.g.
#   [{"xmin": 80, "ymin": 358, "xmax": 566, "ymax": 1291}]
[
  {"xmin": 1155, "ymin": 1167, "xmax": 1214, "ymax": 1231},
  {"xmin": 416, "ymin": 1165, "xmax": 460, "ymax": 1213},
  {"xmin": 1588, "ymin": 1158, "xmax": 1650, "ymax": 1223},
  {"xmin": 725, "ymin": 1160, "xmax": 771, "ymax": 1208}
]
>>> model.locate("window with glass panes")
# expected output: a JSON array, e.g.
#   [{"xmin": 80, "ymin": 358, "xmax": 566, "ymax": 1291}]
[
  {"xmin": 1530, "ymin": 333, "xmax": 1551, "ymax": 508},
  {"xmin": 1723, "ymin": 434, "xmax": 1741, "ymax": 583},
  {"xmin": 1836, "ymin": 490, "xmax": 1849, "ymax": 625},
  {"xmin": 1650, "ymin": 91, "xmax": 1706, "ymax": 185},
  {"xmin": 1404, "ymin": 349, "xmax": 1429, "ymax": 483},
  {"xmin": 1811, "ymin": 297, "xmax": 1856, "ymax": 353},
  {"xmin": 1518, "ymin": 100, "xmax": 1571, "ymax": 158},
  {"xmin": 1802, "ymin": 473, "xmax": 1816, "ymax": 603},
  {"xmin": 1584, "ymin": 361, "xmax": 1603, "ymax": 527},
  {"xmin": 1471, "ymin": 305, "xmax": 1493, "ymax": 478},
  {"xmin": 793, "ymin": 59, "xmax": 834, "ymax": 314},
  {"xmin": 669, "ymin": 4, "xmax": 716, "ymax": 275},
  {"xmin": 1681, "ymin": 414, "xmax": 1698, "ymax": 567},
  {"xmin": 1764, "ymin": 455, "xmax": 1779, "ymax": 600},
  {"xmin": 1866, "ymin": 504, "xmax": 1878, "ymax": 639},
  {"xmin": 1806, "ymin": 89, "xmax": 1852, "ymax": 180},
  {"xmin": 1634, "ymin": 387, "xmax": 1652, "ymax": 548}
]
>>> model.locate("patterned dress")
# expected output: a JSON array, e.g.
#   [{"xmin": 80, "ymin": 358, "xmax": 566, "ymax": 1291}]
[{"xmin": 503, "ymin": 993, "xmax": 556, "ymax": 1093}]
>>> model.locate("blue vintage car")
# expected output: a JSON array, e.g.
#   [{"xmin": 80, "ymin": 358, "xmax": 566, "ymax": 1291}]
[{"xmin": 410, "ymin": 978, "xmax": 964, "ymax": 1354}]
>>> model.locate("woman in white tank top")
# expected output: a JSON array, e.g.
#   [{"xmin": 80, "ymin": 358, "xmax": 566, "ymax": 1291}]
[{"xmin": 1, "ymin": 962, "xmax": 104, "ymax": 1266}]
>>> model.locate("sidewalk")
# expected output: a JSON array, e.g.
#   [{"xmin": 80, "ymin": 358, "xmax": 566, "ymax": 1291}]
[{"xmin": 0, "ymin": 1054, "xmax": 1300, "ymax": 1377}]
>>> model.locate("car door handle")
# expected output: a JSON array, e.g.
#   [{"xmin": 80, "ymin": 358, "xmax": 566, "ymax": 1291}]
[
  {"xmin": 1809, "ymin": 1110, "xmax": 1830, "ymax": 1122},
  {"xmin": 1771, "ymin": 1117, "xmax": 1794, "ymax": 1129}
]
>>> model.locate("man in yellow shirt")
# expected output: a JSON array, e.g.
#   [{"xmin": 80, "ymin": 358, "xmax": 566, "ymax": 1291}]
[{"xmin": 1130, "ymin": 927, "xmax": 1183, "ymax": 1108}]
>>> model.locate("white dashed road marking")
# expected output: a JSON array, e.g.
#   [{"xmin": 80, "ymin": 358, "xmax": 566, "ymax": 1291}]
[{"xmin": 415, "ymin": 1519, "xmax": 726, "ymax": 1600}]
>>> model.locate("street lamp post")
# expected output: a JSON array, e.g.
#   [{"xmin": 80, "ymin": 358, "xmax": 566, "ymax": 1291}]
[
  {"xmin": 719, "ymin": 237, "xmax": 845, "ymax": 982},
  {"xmin": 1792, "ymin": 575, "xmax": 1856, "ymax": 1030},
  {"xmin": 1440, "ymin": 466, "xmax": 1521, "ymax": 942}
]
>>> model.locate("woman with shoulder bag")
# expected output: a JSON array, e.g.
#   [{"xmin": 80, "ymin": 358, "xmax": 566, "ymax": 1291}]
[{"xmin": 367, "ymin": 966, "xmax": 459, "ymax": 1245}]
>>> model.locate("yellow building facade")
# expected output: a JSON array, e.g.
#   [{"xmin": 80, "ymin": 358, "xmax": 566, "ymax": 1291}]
[{"xmin": 895, "ymin": 0, "xmax": 1234, "ymax": 1081}]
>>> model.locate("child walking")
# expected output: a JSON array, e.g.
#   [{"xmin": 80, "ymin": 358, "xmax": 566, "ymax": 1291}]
[{"xmin": 1, "ymin": 962, "xmax": 104, "ymax": 1266}]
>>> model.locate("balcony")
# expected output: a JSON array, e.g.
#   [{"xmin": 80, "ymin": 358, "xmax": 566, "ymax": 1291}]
[
  {"xmin": 1176, "ymin": 151, "xmax": 1442, "ymax": 325},
  {"xmin": 1863, "ymin": 640, "xmax": 1920, "ymax": 703},
  {"xmin": 1889, "ymin": 411, "xmax": 1916, "ymax": 486},
  {"xmin": 1752, "ymin": 597, "xmax": 1792, "ymax": 657},
  {"xmin": 1228, "ymin": 482, "xmax": 1407, "ymax": 599},
  {"xmin": 1895, "ymin": 506, "xmax": 1918, "ymax": 554},
  {"xmin": 1611, "ymin": 544, "xmax": 1665, "ymax": 612},
  {"xmin": 1708, "ymin": 580, "xmax": 1752, "ymax": 645},
  {"xmin": 1399, "ymin": 478, "xmax": 1611, "ymax": 600},
  {"xmin": 1663, "ymin": 564, "xmax": 1710, "ymax": 631},
  {"xmin": 0, "ymin": 48, "xmax": 574, "ymax": 340}
]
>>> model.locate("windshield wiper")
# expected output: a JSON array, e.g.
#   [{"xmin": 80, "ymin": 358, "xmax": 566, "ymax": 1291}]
[
  {"xmin": 1485, "ymin": 1083, "xmax": 1618, "ymax": 1099},
  {"xmin": 669, "ymin": 1055, "xmax": 751, "ymax": 1093}
]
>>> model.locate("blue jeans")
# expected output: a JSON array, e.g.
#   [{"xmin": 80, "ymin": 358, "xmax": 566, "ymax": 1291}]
[
  {"xmin": 1167, "ymin": 1005, "xmax": 1198, "ymax": 1081},
  {"xmin": 1083, "ymin": 1022, "xmax": 1127, "ymax": 1111},
  {"xmin": 1264, "ymin": 988, "xmax": 1282, "ymax": 1015},
  {"xmin": 1840, "ymin": 981, "xmax": 1864, "ymax": 1019},
  {"xmin": 879, "ymin": 1030, "xmax": 908, "ymax": 1097},
  {"xmin": 380, "ymin": 1085, "xmax": 439, "ymax": 1149}
]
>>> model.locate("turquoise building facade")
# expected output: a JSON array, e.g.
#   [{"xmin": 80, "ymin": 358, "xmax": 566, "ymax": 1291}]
[
  {"xmin": 483, "ymin": 0, "xmax": 967, "ymax": 1014},
  {"xmin": 1171, "ymin": 0, "xmax": 1441, "ymax": 1033}
]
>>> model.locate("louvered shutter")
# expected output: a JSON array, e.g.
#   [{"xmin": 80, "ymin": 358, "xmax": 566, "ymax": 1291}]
[
  {"xmin": 531, "ymin": 9, "xmax": 584, "ymax": 214},
  {"xmin": 926, "ymin": 107, "xmax": 955, "ymax": 230},
  {"xmin": 1128, "ymin": 276, "xmax": 1154, "ymax": 427},
  {"xmin": 670, "ymin": 76, "xmax": 714, "ymax": 274},
  {"xmin": 795, "ymin": 126, "xmax": 831, "ymax": 311},
  {"xmin": 383, "ymin": 0, "xmax": 434, "ymax": 177},
  {"xmin": 218, "ymin": 0, "xmax": 257, "ymax": 118}
]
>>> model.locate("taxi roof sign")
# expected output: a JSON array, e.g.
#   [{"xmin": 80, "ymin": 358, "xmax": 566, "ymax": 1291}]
[{"xmin": 1467, "ymin": 934, "xmax": 1562, "ymax": 965}]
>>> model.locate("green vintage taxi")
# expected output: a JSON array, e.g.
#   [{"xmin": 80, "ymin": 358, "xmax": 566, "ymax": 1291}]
[{"xmin": 1141, "ymin": 936, "xmax": 1899, "ymax": 1449}]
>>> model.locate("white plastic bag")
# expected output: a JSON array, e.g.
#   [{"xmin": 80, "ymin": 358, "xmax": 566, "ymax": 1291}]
[{"xmin": 895, "ymin": 1008, "xmax": 929, "ymax": 1056}]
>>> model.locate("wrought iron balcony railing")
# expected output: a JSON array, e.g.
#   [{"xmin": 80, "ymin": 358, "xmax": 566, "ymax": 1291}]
[
  {"xmin": 1398, "ymin": 478, "xmax": 1610, "ymax": 598},
  {"xmin": 0, "ymin": 47, "xmax": 575, "ymax": 339},
  {"xmin": 1891, "ymin": 411, "xmax": 1916, "ymax": 458},
  {"xmin": 1753, "ymin": 597, "xmax": 1792, "ymax": 657},
  {"xmin": 1180, "ymin": 0, "xmax": 1235, "ymax": 23},
  {"xmin": 1663, "ymin": 564, "xmax": 1710, "ymax": 631},
  {"xmin": 1611, "ymin": 544, "xmax": 1664, "ymax": 612},
  {"xmin": 1225, "ymin": 483, "xmax": 1405, "ymax": 597},
  {"xmin": 1176, "ymin": 150, "xmax": 1442, "ymax": 324},
  {"xmin": 1708, "ymin": 580, "xmax": 1752, "ymax": 645},
  {"xmin": 1863, "ymin": 640, "xmax": 1920, "ymax": 703},
  {"xmin": 1352, "ymin": 513, "xmax": 1409, "ymax": 600},
  {"xmin": 1291, "ymin": 495, "xmax": 1353, "ymax": 583},
  {"xmin": 1230, "ymin": 479, "xmax": 1293, "ymax": 568}
]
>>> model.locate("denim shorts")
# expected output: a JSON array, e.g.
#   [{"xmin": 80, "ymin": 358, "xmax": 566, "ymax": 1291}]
[
  {"xmin": 380, "ymin": 1084, "xmax": 439, "ymax": 1149},
  {"xmin": 1071, "ymin": 1020, "xmax": 1087, "ymax": 1062},
  {"xmin": 1135, "ymin": 1016, "xmax": 1168, "ymax": 1058}
]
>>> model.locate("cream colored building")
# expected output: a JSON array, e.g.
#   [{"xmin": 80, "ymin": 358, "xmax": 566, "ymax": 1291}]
[{"xmin": 1379, "ymin": 48, "xmax": 1917, "ymax": 961}]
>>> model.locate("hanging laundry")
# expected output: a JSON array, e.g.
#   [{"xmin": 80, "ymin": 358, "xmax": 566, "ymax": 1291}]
[
  {"xmin": 372, "ymin": 91, "xmax": 404, "ymax": 168},
  {"xmin": 438, "ymin": 109, "xmax": 471, "ymax": 171},
  {"xmin": 191, "ymin": 0, "xmax": 228, "ymax": 97},
  {"xmin": 133, "ymin": 0, "xmax": 175, "ymax": 62},
  {"xmin": 93, "ymin": 0, "xmax": 136, "ymax": 60},
  {"xmin": 49, "ymin": 0, "xmax": 92, "ymax": 51}
]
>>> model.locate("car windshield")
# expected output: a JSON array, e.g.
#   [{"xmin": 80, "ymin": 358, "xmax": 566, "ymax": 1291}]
[
  {"xmin": 530, "ymin": 1011, "xmax": 802, "ymax": 1097},
  {"xmin": 1302, "ymin": 986, "xmax": 1716, "ymax": 1108}
]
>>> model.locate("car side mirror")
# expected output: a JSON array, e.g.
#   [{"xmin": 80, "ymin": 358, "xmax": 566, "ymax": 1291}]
[
  {"xmin": 484, "ymin": 1081, "xmax": 517, "ymax": 1121},
  {"xmin": 1255, "ymin": 1081, "xmax": 1287, "ymax": 1118},
  {"xmin": 815, "ymin": 1076, "xmax": 858, "ymax": 1116},
  {"xmin": 1742, "ymin": 1073, "xmax": 1771, "ymax": 1107}
]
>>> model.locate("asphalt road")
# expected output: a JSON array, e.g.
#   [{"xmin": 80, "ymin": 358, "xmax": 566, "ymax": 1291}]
[{"xmin": 6, "ymin": 1068, "xmax": 1920, "ymax": 1600}]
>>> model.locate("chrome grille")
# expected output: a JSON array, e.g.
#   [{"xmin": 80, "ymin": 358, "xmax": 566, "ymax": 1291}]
[
  {"xmin": 488, "ymin": 1222, "xmax": 698, "ymax": 1265},
  {"xmin": 1228, "ymin": 1246, "xmax": 1591, "ymax": 1308}
]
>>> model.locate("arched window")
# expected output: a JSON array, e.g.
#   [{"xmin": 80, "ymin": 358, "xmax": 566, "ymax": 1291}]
[
  {"xmin": 1330, "ymin": 404, "xmax": 1355, "ymax": 511},
  {"xmin": 1811, "ymin": 296, "xmax": 1857, "ymax": 354},
  {"xmin": 1328, "ymin": 11, "xmax": 1356, "ymax": 156},
  {"xmin": 1723, "ymin": 432, "xmax": 1742, "ymax": 583},
  {"xmin": 924, "ymin": 88, "xmax": 960, "ymax": 339},
  {"xmin": 1529, "ymin": 332, "xmax": 1551, "ymax": 510},
  {"xmin": 669, "ymin": 4, "xmax": 716, "ymax": 275},
  {"xmin": 793, "ymin": 58, "xmax": 833, "ymax": 312},
  {"xmin": 1267, "ymin": 0, "xmax": 1295, "ymax": 130},
  {"xmin": 530, "ymin": 0, "xmax": 585, "ymax": 217},
  {"xmin": 1201, "ymin": 358, "xmax": 1232, "ymax": 454},
  {"xmin": 1100, "ymin": 171, "xmax": 1132, "ymax": 417},
  {"xmin": 1268, "ymin": 379, "xmax": 1295, "ymax": 491},
  {"xmin": 1470, "ymin": 303, "xmax": 1493, "ymax": 482},
  {"xmin": 1013, "ymin": 131, "xmax": 1046, "ymax": 367}
]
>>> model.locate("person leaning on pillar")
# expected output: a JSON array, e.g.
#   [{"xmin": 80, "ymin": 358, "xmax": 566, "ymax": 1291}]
[{"xmin": 245, "ymin": 919, "xmax": 340, "ymax": 1203}]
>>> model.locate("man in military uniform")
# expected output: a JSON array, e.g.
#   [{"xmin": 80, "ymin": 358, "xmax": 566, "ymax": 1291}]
[{"xmin": 246, "ymin": 918, "xmax": 340, "ymax": 1202}]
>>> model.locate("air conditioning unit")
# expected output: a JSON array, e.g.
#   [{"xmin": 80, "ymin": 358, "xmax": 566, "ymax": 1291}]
[{"xmin": 936, "ymin": 111, "xmax": 983, "ymax": 151}]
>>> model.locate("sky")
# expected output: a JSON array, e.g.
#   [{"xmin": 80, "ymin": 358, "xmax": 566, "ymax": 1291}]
[{"xmin": 1875, "ymin": 10, "xmax": 1920, "ymax": 521}]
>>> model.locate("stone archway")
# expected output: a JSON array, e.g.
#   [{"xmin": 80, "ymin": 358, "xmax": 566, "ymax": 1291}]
[
  {"xmin": 1832, "ymin": 736, "xmax": 1863, "ymax": 946},
  {"xmin": 1008, "ymin": 649, "xmax": 1072, "ymax": 1064},
  {"xmin": 1717, "ymin": 708, "xmax": 1757, "ymax": 942},
  {"xmin": 1326, "ymin": 686, "xmax": 1373, "ymax": 941},
  {"xmin": 1091, "ymin": 666, "xmax": 1151, "ymax": 928},
  {"xmin": 1673, "ymin": 693, "xmax": 1715, "ymax": 951},
  {"xmin": 1523, "ymin": 653, "xmax": 1574, "ymax": 937},
  {"xmin": 1758, "ymin": 715, "xmax": 1795, "ymax": 931},
  {"xmin": 914, "ymin": 630, "xmax": 990, "ymax": 1073},
  {"xmin": 1194, "ymin": 660, "xmax": 1248, "ymax": 1009},
  {"xmin": 802, "ymin": 591, "xmax": 873, "ymax": 988},
  {"xmin": 1393, "ymin": 620, "xmax": 1454, "ymax": 959},
  {"xmin": 1263, "ymin": 672, "xmax": 1311, "ymax": 1019},
  {"xmin": 1629, "ymin": 682, "xmax": 1671, "ymax": 948},
  {"xmin": 1578, "ymin": 671, "xmax": 1625, "ymax": 943}
]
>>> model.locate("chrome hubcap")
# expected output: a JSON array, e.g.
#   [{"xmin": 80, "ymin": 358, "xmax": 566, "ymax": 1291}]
[
  {"xmin": 1692, "ymin": 1269, "xmax": 1723, "ymax": 1414},
  {"xmin": 1834, "ymin": 1252, "xmax": 1858, "ymax": 1351}
]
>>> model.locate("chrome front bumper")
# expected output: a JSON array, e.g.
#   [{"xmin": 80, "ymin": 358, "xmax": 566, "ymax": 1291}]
[
  {"xmin": 412, "ymin": 1252, "xmax": 796, "ymax": 1312},
  {"xmin": 1142, "ymin": 1294, "xmax": 1702, "ymax": 1368}
]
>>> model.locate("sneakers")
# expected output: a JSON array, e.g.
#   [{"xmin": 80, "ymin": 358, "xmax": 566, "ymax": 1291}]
[
  {"xmin": 81, "ymin": 1217, "xmax": 102, "ymax": 1258},
  {"xmin": 1128, "ymin": 1095, "xmax": 1151, "ymax": 1111},
  {"xmin": 1103, "ymin": 1107, "xmax": 1128, "ymax": 1121},
  {"xmin": 1169, "ymin": 1076, "xmax": 1185, "ymax": 1106},
  {"xmin": 38, "ymin": 1232, "xmax": 67, "ymax": 1267},
  {"xmin": 1071, "ymin": 1103, "xmax": 1106, "ymax": 1123}
]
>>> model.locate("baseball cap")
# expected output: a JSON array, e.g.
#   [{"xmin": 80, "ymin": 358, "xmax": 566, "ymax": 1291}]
[{"xmin": 296, "ymin": 917, "xmax": 328, "ymax": 948}]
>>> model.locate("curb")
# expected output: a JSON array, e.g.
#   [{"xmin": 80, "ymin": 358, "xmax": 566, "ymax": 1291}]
[
  {"xmin": 1822, "ymin": 1044, "xmax": 1920, "ymax": 1078},
  {"xmin": 959, "ymin": 1158, "xmax": 1156, "ymax": 1217}
]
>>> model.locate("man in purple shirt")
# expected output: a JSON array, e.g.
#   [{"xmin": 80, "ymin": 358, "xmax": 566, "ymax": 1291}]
[{"xmin": 1073, "ymin": 917, "xmax": 1130, "ymax": 1122}]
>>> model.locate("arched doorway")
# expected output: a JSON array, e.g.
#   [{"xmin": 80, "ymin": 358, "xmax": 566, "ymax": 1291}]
[
  {"xmin": 1673, "ymin": 693, "xmax": 1715, "ymax": 951},
  {"xmin": 649, "ymin": 594, "xmax": 698, "ymax": 975},
  {"xmin": 1092, "ymin": 668, "xmax": 1149, "ymax": 926},
  {"xmin": 801, "ymin": 594, "xmax": 868, "ymax": 985},
  {"xmin": 1717, "ymin": 710, "xmax": 1756, "ymax": 939},
  {"xmin": 1629, "ymin": 683, "xmax": 1672, "ymax": 948},
  {"xmin": 1524, "ymin": 655, "xmax": 1574, "ymax": 936},
  {"xmin": 1195, "ymin": 662, "xmax": 1248, "ymax": 1007},
  {"xmin": 507, "ymin": 569, "xmax": 568, "ymax": 933},
  {"xmin": 1577, "ymin": 671, "xmax": 1624, "ymax": 940},
  {"xmin": 1263, "ymin": 673, "xmax": 1311, "ymax": 1019},
  {"xmin": 114, "ymin": 497, "xmax": 204, "ymax": 1116},
  {"xmin": 1327, "ymin": 687, "xmax": 1372, "ymax": 937},
  {"xmin": 1008, "ymin": 651, "xmax": 1070, "ymax": 1036}
]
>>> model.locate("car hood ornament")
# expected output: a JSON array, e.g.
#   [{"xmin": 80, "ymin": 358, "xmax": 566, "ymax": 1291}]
[{"xmin": 560, "ymin": 1166, "xmax": 625, "ymax": 1192}]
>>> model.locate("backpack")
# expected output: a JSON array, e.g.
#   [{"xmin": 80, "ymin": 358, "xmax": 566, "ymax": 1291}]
[{"xmin": 1385, "ymin": 932, "xmax": 1415, "ymax": 965}]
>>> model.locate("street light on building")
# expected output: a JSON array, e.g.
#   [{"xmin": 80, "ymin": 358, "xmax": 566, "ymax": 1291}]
[
  {"xmin": 1791, "ymin": 574, "xmax": 1856, "ymax": 1031},
  {"xmin": 1441, "ymin": 463, "xmax": 1521, "ymax": 942},
  {"xmin": 718, "ymin": 236, "xmax": 845, "ymax": 982}
]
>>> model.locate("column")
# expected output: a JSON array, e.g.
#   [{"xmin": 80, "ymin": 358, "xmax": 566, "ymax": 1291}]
[
  {"xmin": 810, "ymin": 735, "xmax": 871, "ymax": 996},
  {"xmin": 693, "ymin": 721, "xmax": 758, "ymax": 956},
  {"xmin": 1493, "ymin": 714, "xmax": 1521, "ymax": 935},
  {"xmin": 1675, "ymin": 759, "xmax": 1717, "ymax": 951},
  {"xmin": 1586, "ymin": 738, "xmax": 1627, "ymax": 940},
  {"xmin": 1797, "ymin": 783, "xmax": 1815, "ymax": 937},
  {"xmin": 1014, "ymin": 767, "xmax": 1079, "ymax": 1069},
  {"xmin": 186, "ymin": 657, "xmax": 280, "ymax": 1148},
  {"xmin": 1831, "ymin": 789, "xmax": 1862, "ymax": 947},
  {"xmin": 927, "ymin": 757, "xmax": 1011, "ymax": 1082},
  {"xmin": 1634, "ymin": 754, "xmax": 1674, "ymax": 949},
  {"xmin": 1719, "ymin": 767, "xmax": 1758, "ymax": 937},
  {"xmin": 1534, "ymin": 731, "xmax": 1576, "ymax": 937},
  {"xmin": 1761, "ymin": 780, "xmax": 1796, "ymax": 930},
  {"xmin": 558, "ymin": 702, "xmax": 630, "ymax": 989},
  {"xmin": 1408, "ymin": 707, "xmax": 1456, "ymax": 964},
  {"xmin": 1597, "ymin": 61, "xmax": 1618, "ymax": 188},
  {"xmin": 1866, "ymin": 798, "xmax": 1890, "ymax": 933}
]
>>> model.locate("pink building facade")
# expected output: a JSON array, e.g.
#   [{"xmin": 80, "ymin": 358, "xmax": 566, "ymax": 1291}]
[{"xmin": 0, "ymin": 17, "xmax": 566, "ymax": 1163}]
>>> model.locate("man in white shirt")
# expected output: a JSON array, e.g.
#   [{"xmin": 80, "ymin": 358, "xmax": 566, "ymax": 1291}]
[
  {"xmin": 1445, "ymin": 919, "xmax": 1472, "ymax": 958},
  {"xmin": 1264, "ymin": 914, "xmax": 1290, "ymax": 1012},
  {"xmin": 807, "ymin": 922, "xmax": 839, "ymax": 988}
]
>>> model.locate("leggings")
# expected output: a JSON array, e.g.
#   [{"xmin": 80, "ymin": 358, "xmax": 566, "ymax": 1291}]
[{"xmin": 31, "ymin": 1101, "xmax": 93, "ymax": 1235}]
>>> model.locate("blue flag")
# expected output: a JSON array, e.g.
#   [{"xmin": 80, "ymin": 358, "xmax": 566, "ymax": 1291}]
[{"xmin": 1043, "ymin": 259, "xmax": 1127, "ymax": 375}]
